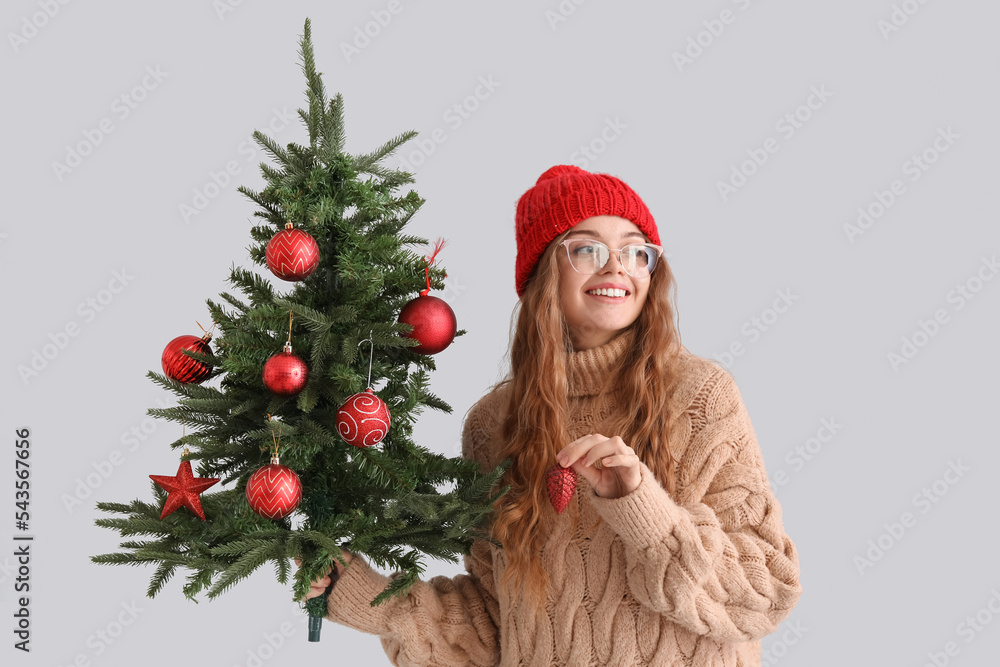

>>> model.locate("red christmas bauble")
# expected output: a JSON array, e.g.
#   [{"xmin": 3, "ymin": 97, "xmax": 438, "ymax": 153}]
[
  {"xmin": 546, "ymin": 464, "xmax": 577, "ymax": 515},
  {"xmin": 336, "ymin": 388, "xmax": 391, "ymax": 448},
  {"xmin": 397, "ymin": 294, "xmax": 457, "ymax": 355},
  {"xmin": 246, "ymin": 458, "xmax": 302, "ymax": 520},
  {"xmin": 266, "ymin": 223, "xmax": 320, "ymax": 281},
  {"xmin": 162, "ymin": 333, "xmax": 213, "ymax": 384},
  {"xmin": 263, "ymin": 344, "xmax": 308, "ymax": 396}
]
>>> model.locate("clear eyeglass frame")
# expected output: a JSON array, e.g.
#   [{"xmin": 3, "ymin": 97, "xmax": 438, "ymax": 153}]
[{"xmin": 557, "ymin": 238, "xmax": 664, "ymax": 278}]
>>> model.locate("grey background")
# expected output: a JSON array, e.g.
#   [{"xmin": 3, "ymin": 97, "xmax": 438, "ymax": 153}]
[{"xmin": 3, "ymin": 0, "xmax": 998, "ymax": 664}]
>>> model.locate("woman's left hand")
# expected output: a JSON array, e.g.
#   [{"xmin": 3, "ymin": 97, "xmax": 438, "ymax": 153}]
[{"xmin": 556, "ymin": 434, "xmax": 641, "ymax": 499}]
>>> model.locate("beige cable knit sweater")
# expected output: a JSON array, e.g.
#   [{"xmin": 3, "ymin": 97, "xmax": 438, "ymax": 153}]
[{"xmin": 324, "ymin": 329, "xmax": 802, "ymax": 666}]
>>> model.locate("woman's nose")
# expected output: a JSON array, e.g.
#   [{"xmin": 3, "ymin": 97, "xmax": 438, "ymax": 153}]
[{"xmin": 600, "ymin": 250, "xmax": 626, "ymax": 275}]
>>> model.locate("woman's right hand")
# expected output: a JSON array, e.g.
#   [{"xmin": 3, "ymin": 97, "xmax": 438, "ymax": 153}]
[{"xmin": 294, "ymin": 551, "xmax": 354, "ymax": 601}]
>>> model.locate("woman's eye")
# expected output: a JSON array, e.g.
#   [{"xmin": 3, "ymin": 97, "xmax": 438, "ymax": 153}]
[{"xmin": 626, "ymin": 247, "xmax": 649, "ymax": 264}]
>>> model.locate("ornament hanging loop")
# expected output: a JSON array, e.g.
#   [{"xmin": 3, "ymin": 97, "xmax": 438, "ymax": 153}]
[
  {"xmin": 420, "ymin": 238, "xmax": 448, "ymax": 297},
  {"xmin": 267, "ymin": 413, "xmax": 282, "ymax": 464},
  {"xmin": 284, "ymin": 311, "xmax": 294, "ymax": 353},
  {"xmin": 358, "ymin": 331, "xmax": 374, "ymax": 388},
  {"xmin": 196, "ymin": 320, "xmax": 218, "ymax": 341}
]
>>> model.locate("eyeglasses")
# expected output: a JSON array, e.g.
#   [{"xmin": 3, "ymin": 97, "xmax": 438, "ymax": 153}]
[{"xmin": 558, "ymin": 238, "xmax": 664, "ymax": 278}]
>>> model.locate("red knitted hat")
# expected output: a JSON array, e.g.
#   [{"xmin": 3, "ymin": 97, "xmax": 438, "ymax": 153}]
[{"xmin": 514, "ymin": 165, "xmax": 660, "ymax": 297}]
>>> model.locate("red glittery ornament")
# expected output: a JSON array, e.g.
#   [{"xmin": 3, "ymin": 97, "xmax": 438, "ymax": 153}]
[
  {"xmin": 263, "ymin": 342, "xmax": 308, "ymax": 396},
  {"xmin": 336, "ymin": 388, "xmax": 391, "ymax": 448},
  {"xmin": 161, "ymin": 332, "xmax": 213, "ymax": 384},
  {"xmin": 246, "ymin": 455, "xmax": 302, "ymax": 520},
  {"xmin": 398, "ymin": 294, "xmax": 457, "ymax": 355},
  {"xmin": 149, "ymin": 459, "xmax": 220, "ymax": 521},
  {"xmin": 265, "ymin": 223, "xmax": 320, "ymax": 281},
  {"xmin": 546, "ymin": 464, "xmax": 577, "ymax": 514}
]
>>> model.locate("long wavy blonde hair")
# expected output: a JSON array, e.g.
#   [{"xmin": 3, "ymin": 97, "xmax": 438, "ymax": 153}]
[{"xmin": 488, "ymin": 229, "xmax": 687, "ymax": 612}]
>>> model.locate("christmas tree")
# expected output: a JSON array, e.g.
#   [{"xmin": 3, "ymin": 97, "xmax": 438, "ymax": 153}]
[{"xmin": 92, "ymin": 18, "xmax": 509, "ymax": 641}]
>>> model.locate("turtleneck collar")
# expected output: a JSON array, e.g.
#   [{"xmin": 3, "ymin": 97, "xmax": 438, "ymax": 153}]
[{"xmin": 566, "ymin": 326, "xmax": 637, "ymax": 398}]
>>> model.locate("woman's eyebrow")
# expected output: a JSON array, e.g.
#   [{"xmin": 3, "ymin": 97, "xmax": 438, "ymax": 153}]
[{"xmin": 564, "ymin": 229, "xmax": 645, "ymax": 240}]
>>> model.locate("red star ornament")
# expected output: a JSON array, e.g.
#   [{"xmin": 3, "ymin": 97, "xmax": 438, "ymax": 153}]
[{"xmin": 149, "ymin": 460, "xmax": 220, "ymax": 521}]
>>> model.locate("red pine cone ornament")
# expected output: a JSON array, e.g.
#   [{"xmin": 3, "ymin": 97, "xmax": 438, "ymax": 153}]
[
  {"xmin": 336, "ymin": 388, "xmax": 391, "ymax": 448},
  {"xmin": 546, "ymin": 464, "xmax": 577, "ymax": 514},
  {"xmin": 265, "ymin": 222, "xmax": 320, "ymax": 281},
  {"xmin": 162, "ymin": 332, "xmax": 213, "ymax": 384},
  {"xmin": 263, "ymin": 342, "xmax": 308, "ymax": 396},
  {"xmin": 246, "ymin": 455, "xmax": 302, "ymax": 520}
]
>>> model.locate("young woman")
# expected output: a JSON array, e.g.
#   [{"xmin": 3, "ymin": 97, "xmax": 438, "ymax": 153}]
[{"xmin": 301, "ymin": 165, "xmax": 803, "ymax": 666}]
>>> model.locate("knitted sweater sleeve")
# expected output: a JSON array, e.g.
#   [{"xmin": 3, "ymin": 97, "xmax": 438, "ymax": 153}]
[
  {"xmin": 320, "ymin": 399, "xmax": 502, "ymax": 667},
  {"xmin": 588, "ymin": 365, "xmax": 802, "ymax": 643}
]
